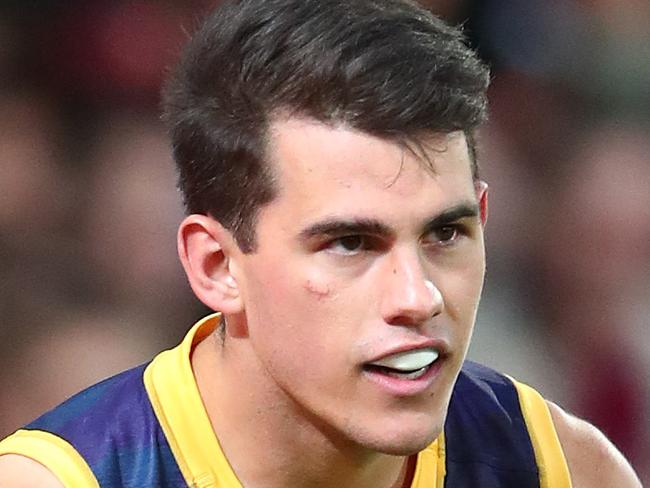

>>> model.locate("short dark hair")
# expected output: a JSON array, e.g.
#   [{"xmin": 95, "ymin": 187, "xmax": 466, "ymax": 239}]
[{"xmin": 163, "ymin": 0, "xmax": 490, "ymax": 252}]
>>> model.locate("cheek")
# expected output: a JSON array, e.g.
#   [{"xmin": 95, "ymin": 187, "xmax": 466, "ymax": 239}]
[
  {"xmin": 244, "ymin": 264, "xmax": 350, "ymax": 355},
  {"xmin": 303, "ymin": 278, "xmax": 332, "ymax": 299},
  {"xmin": 438, "ymin": 250, "xmax": 485, "ymax": 325},
  {"xmin": 256, "ymin": 265, "xmax": 340, "ymax": 310},
  {"xmin": 252, "ymin": 276, "xmax": 360, "ymax": 390}
]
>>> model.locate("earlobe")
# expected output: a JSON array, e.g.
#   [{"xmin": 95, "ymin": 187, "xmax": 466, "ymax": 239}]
[
  {"xmin": 177, "ymin": 215, "xmax": 244, "ymax": 315},
  {"xmin": 475, "ymin": 180, "xmax": 488, "ymax": 226}
]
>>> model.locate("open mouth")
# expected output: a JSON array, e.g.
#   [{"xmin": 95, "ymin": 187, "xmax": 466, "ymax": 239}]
[{"xmin": 363, "ymin": 348, "xmax": 440, "ymax": 381}]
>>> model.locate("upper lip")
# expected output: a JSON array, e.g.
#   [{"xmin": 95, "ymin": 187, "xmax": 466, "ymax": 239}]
[{"xmin": 364, "ymin": 338, "xmax": 450, "ymax": 365}]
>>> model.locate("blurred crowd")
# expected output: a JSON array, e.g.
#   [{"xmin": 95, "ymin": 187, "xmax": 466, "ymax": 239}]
[{"xmin": 1, "ymin": 0, "xmax": 648, "ymax": 480}]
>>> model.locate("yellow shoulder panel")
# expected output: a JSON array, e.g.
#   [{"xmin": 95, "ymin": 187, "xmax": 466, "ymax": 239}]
[
  {"xmin": 0, "ymin": 429, "xmax": 99, "ymax": 487},
  {"xmin": 510, "ymin": 379, "xmax": 572, "ymax": 488},
  {"xmin": 144, "ymin": 313, "xmax": 244, "ymax": 488}
]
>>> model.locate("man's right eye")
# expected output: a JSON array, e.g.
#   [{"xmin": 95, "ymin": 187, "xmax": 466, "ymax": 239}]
[{"xmin": 327, "ymin": 235, "xmax": 365, "ymax": 255}]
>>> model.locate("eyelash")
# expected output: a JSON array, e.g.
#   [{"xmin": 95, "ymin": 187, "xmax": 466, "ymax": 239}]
[{"xmin": 325, "ymin": 235, "xmax": 377, "ymax": 255}]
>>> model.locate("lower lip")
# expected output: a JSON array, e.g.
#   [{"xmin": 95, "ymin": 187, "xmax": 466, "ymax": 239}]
[{"xmin": 362, "ymin": 359, "xmax": 444, "ymax": 397}]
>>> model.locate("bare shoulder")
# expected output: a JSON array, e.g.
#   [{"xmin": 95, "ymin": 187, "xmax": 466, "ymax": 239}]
[
  {"xmin": 0, "ymin": 454, "xmax": 64, "ymax": 487},
  {"xmin": 547, "ymin": 401, "xmax": 642, "ymax": 488}
]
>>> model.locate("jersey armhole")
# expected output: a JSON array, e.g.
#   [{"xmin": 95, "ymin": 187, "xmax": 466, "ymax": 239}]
[
  {"xmin": 0, "ymin": 429, "xmax": 99, "ymax": 487},
  {"xmin": 509, "ymin": 378, "xmax": 573, "ymax": 488}
]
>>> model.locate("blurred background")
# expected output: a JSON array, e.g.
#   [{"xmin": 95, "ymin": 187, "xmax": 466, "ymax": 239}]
[{"xmin": 0, "ymin": 0, "xmax": 648, "ymax": 480}]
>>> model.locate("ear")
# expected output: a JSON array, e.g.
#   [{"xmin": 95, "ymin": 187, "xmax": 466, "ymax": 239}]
[
  {"xmin": 177, "ymin": 215, "xmax": 244, "ymax": 316},
  {"xmin": 475, "ymin": 180, "xmax": 488, "ymax": 226}
]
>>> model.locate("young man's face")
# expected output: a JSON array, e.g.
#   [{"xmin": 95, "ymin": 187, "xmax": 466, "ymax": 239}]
[{"xmin": 233, "ymin": 117, "xmax": 486, "ymax": 456}]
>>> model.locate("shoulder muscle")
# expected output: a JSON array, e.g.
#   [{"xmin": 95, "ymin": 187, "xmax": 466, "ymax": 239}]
[
  {"xmin": 0, "ymin": 454, "xmax": 64, "ymax": 487},
  {"xmin": 547, "ymin": 401, "xmax": 642, "ymax": 488}
]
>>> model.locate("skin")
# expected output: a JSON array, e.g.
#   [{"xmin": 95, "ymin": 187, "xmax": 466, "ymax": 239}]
[
  {"xmin": 0, "ymin": 118, "xmax": 641, "ymax": 487},
  {"xmin": 0, "ymin": 455, "xmax": 65, "ymax": 487},
  {"xmin": 548, "ymin": 403, "xmax": 642, "ymax": 488}
]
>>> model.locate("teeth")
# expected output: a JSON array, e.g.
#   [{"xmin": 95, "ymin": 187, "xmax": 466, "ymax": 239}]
[
  {"xmin": 370, "ymin": 348, "xmax": 439, "ymax": 372},
  {"xmin": 383, "ymin": 366, "xmax": 429, "ymax": 380}
]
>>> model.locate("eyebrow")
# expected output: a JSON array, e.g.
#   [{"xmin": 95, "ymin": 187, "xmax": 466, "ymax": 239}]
[
  {"xmin": 422, "ymin": 202, "xmax": 480, "ymax": 233},
  {"xmin": 298, "ymin": 201, "xmax": 480, "ymax": 241}
]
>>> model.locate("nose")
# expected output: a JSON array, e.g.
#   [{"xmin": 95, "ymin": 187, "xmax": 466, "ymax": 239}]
[{"xmin": 379, "ymin": 248, "xmax": 443, "ymax": 326}]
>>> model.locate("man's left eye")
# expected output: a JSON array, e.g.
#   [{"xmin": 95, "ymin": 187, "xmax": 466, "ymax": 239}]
[{"xmin": 431, "ymin": 225, "xmax": 459, "ymax": 244}]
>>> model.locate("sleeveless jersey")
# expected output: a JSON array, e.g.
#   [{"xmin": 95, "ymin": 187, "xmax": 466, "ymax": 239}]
[{"xmin": 0, "ymin": 314, "xmax": 571, "ymax": 487}]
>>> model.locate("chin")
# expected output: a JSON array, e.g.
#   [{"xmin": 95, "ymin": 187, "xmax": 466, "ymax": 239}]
[
  {"xmin": 362, "ymin": 435, "xmax": 439, "ymax": 457},
  {"xmin": 353, "ymin": 415, "xmax": 443, "ymax": 456}
]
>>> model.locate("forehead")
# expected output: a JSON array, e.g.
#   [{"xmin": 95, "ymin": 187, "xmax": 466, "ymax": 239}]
[{"xmin": 264, "ymin": 117, "xmax": 476, "ymax": 222}]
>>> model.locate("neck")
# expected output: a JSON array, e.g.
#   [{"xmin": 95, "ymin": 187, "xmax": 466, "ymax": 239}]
[{"xmin": 192, "ymin": 332, "xmax": 415, "ymax": 488}]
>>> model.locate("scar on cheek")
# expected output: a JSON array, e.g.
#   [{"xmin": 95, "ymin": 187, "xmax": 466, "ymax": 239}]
[{"xmin": 304, "ymin": 279, "xmax": 331, "ymax": 298}]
